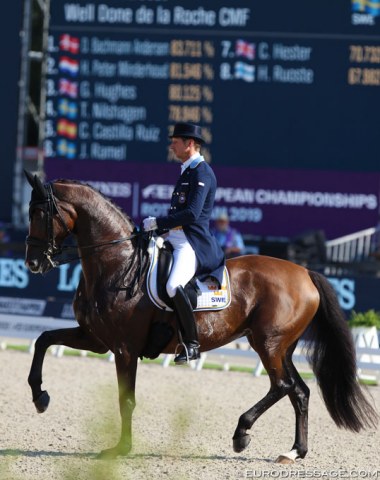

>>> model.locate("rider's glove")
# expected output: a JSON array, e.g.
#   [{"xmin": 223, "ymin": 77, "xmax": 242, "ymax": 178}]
[{"xmin": 143, "ymin": 216, "xmax": 158, "ymax": 232}]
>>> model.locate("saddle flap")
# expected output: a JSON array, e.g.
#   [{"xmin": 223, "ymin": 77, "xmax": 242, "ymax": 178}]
[
  {"xmin": 156, "ymin": 241, "xmax": 174, "ymax": 307},
  {"xmin": 147, "ymin": 237, "xmax": 231, "ymax": 312}
]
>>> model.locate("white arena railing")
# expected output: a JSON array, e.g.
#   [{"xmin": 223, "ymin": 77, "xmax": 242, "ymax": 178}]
[
  {"xmin": 1, "ymin": 335, "xmax": 379, "ymax": 381},
  {"xmin": 325, "ymin": 227, "xmax": 377, "ymax": 263},
  {"xmin": 162, "ymin": 339, "xmax": 380, "ymax": 381}
]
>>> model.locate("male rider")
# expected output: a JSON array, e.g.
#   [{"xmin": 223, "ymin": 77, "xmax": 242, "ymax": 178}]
[{"xmin": 142, "ymin": 122, "xmax": 225, "ymax": 364}]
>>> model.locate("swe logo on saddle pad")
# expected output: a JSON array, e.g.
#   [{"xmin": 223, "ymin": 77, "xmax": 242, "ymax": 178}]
[{"xmin": 146, "ymin": 237, "xmax": 231, "ymax": 312}]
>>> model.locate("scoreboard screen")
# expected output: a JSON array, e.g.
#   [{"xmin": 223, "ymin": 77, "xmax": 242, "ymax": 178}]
[{"xmin": 44, "ymin": 1, "xmax": 380, "ymax": 238}]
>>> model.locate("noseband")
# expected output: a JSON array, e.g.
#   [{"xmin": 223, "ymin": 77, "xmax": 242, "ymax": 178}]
[{"xmin": 26, "ymin": 183, "xmax": 71, "ymax": 268}]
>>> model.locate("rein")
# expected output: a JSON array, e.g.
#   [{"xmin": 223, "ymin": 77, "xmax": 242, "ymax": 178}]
[
  {"xmin": 26, "ymin": 182, "xmax": 143, "ymax": 268},
  {"xmin": 46, "ymin": 231, "xmax": 143, "ymax": 267}
]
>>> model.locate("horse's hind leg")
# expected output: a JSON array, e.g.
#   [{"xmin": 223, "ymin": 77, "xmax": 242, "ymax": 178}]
[
  {"xmin": 232, "ymin": 335, "xmax": 295, "ymax": 455},
  {"xmin": 276, "ymin": 345, "xmax": 310, "ymax": 464},
  {"xmin": 28, "ymin": 327, "xmax": 108, "ymax": 413}
]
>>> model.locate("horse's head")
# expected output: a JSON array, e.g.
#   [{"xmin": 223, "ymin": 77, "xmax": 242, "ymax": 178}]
[{"xmin": 24, "ymin": 171, "xmax": 75, "ymax": 274}]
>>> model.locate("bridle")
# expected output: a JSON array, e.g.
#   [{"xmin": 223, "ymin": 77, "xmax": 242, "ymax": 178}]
[
  {"xmin": 26, "ymin": 182, "xmax": 142, "ymax": 268},
  {"xmin": 26, "ymin": 183, "xmax": 72, "ymax": 268}
]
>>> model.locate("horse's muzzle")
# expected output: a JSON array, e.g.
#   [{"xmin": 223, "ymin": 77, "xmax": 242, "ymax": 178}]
[
  {"xmin": 25, "ymin": 257, "xmax": 53, "ymax": 275},
  {"xmin": 25, "ymin": 258, "xmax": 42, "ymax": 274}
]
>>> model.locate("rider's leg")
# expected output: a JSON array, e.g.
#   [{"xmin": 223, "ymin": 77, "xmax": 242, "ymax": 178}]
[
  {"xmin": 166, "ymin": 231, "xmax": 200, "ymax": 364},
  {"xmin": 171, "ymin": 285, "xmax": 200, "ymax": 363}
]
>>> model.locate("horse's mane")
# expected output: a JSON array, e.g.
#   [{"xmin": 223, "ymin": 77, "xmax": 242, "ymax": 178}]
[
  {"xmin": 53, "ymin": 179, "xmax": 147, "ymax": 295},
  {"xmin": 53, "ymin": 178, "xmax": 135, "ymax": 228}
]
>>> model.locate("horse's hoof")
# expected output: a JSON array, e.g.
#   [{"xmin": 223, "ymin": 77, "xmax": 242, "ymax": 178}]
[
  {"xmin": 233, "ymin": 434, "xmax": 251, "ymax": 453},
  {"xmin": 275, "ymin": 455, "xmax": 295, "ymax": 464},
  {"xmin": 96, "ymin": 444, "xmax": 131, "ymax": 460},
  {"xmin": 34, "ymin": 391, "xmax": 50, "ymax": 413}
]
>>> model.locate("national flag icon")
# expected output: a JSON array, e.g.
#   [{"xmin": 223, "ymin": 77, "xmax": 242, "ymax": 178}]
[
  {"xmin": 59, "ymin": 34, "xmax": 80, "ymax": 54},
  {"xmin": 57, "ymin": 119, "xmax": 77, "ymax": 139},
  {"xmin": 58, "ymin": 99, "xmax": 78, "ymax": 119},
  {"xmin": 57, "ymin": 139, "xmax": 76, "ymax": 159},
  {"xmin": 59, "ymin": 78, "xmax": 78, "ymax": 98},
  {"xmin": 352, "ymin": 0, "xmax": 380, "ymax": 16},
  {"xmin": 234, "ymin": 62, "xmax": 255, "ymax": 82},
  {"xmin": 236, "ymin": 40, "xmax": 255, "ymax": 60},
  {"xmin": 59, "ymin": 56, "xmax": 79, "ymax": 76}
]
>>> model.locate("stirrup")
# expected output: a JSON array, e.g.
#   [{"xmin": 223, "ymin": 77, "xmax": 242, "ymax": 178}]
[{"xmin": 174, "ymin": 342, "xmax": 200, "ymax": 365}]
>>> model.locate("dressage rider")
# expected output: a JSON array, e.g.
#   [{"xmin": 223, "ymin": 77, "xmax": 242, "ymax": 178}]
[{"xmin": 143, "ymin": 122, "xmax": 225, "ymax": 364}]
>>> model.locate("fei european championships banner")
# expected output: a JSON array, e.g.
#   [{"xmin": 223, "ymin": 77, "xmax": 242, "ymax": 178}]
[{"xmin": 45, "ymin": 160, "xmax": 380, "ymax": 240}]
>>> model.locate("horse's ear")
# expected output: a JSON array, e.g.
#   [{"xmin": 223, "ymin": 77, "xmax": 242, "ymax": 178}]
[
  {"xmin": 24, "ymin": 170, "xmax": 46, "ymax": 199},
  {"xmin": 33, "ymin": 174, "xmax": 47, "ymax": 200},
  {"xmin": 24, "ymin": 170, "xmax": 35, "ymax": 188}
]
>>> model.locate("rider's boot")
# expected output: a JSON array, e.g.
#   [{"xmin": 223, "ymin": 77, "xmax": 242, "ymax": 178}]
[{"xmin": 172, "ymin": 285, "xmax": 200, "ymax": 364}]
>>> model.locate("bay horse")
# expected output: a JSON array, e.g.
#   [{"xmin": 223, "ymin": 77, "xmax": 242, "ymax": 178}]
[{"xmin": 24, "ymin": 173, "xmax": 378, "ymax": 463}]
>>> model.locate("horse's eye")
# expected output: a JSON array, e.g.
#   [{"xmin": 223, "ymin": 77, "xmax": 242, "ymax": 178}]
[{"xmin": 31, "ymin": 209, "xmax": 45, "ymax": 220}]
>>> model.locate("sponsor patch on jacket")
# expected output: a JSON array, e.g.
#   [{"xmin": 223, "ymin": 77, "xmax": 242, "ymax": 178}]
[{"xmin": 198, "ymin": 182, "xmax": 205, "ymax": 186}]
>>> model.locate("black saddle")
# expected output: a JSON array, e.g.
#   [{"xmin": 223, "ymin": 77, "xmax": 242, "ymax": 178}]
[{"xmin": 157, "ymin": 241, "xmax": 200, "ymax": 310}]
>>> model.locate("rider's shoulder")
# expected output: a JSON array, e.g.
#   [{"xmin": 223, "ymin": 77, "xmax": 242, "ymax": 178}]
[{"xmin": 190, "ymin": 156, "xmax": 206, "ymax": 170}]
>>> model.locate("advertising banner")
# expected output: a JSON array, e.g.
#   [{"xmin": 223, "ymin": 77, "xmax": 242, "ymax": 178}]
[
  {"xmin": 45, "ymin": 160, "xmax": 380, "ymax": 239},
  {"xmin": 1, "ymin": 252, "xmax": 380, "ymax": 340},
  {"xmin": 1, "ymin": 256, "xmax": 380, "ymax": 320}
]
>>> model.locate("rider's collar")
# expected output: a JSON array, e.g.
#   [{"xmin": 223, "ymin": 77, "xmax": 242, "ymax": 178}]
[{"xmin": 181, "ymin": 154, "xmax": 203, "ymax": 174}]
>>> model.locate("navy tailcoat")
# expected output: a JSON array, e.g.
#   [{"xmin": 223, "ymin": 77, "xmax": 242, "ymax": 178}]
[{"xmin": 156, "ymin": 158, "xmax": 225, "ymax": 286}]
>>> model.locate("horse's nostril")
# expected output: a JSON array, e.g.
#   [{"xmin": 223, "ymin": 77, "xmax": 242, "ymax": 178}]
[{"xmin": 26, "ymin": 259, "xmax": 39, "ymax": 270}]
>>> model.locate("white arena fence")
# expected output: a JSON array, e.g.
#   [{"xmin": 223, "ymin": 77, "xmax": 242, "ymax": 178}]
[
  {"xmin": 162, "ymin": 339, "xmax": 380, "ymax": 381},
  {"xmin": 325, "ymin": 227, "xmax": 378, "ymax": 263},
  {"xmin": 1, "ymin": 321, "xmax": 379, "ymax": 381}
]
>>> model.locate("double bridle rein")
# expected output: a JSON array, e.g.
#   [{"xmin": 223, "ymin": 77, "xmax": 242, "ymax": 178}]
[{"xmin": 26, "ymin": 182, "xmax": 141, "ymax": 268}]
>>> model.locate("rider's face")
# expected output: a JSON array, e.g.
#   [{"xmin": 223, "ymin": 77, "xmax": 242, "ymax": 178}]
[{"xmin": 169, "ymin": 137, "xmax": 191, "ymax": 162}]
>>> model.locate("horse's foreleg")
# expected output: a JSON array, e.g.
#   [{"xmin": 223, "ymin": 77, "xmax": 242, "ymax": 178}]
[
  {"xmin": 276, "ymin": 357, "xmax": 310, "ymax": 464},
  {"xmin": 98, "ymin": 343, "xmax": 138, "ymax": 459},
  {"xmin": 28, "ymin": 326, "xmax": 108, "ymax": 413}
]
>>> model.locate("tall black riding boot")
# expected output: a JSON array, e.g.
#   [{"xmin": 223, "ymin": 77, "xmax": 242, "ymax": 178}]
[{"xmin": 172, "ymin": 285, "xmax": 200, "ymax": 364}]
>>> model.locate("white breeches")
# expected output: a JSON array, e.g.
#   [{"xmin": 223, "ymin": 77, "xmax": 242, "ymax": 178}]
[{"xmin": 165, "ymin": 230, "xmax": 198, "ymax": 298}]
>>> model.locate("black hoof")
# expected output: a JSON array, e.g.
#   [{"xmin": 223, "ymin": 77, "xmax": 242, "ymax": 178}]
[
  {"xmin": 233, "ymin": 434, "xmax": 251, "ymax": 453},
  {"xmin": 34, "ymin": 390, "xmax": 50, "ymax": 413},
  {"xmin": 96, "ymin": 444, "xmax": 131, "ymax": 460}
]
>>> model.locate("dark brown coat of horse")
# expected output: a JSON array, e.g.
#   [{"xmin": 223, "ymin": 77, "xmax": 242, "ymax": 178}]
[{"xmin": 24, "ymin": 174, "xmax": 378, "ymax": 463}]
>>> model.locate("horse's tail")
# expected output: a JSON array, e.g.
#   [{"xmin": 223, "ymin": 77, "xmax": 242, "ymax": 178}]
[{"xmin": 306, "ymin": 270, "xmax": 378, "ymax": 432}]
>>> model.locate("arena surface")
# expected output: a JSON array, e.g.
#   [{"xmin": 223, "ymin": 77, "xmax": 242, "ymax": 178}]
[{"xmin": 1, "ymin": 349, "xmax": 379, "ymax": 480}]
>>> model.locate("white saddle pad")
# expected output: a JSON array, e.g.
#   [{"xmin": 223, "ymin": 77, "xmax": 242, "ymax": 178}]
[{"xmin": 146, "ymin": 237, "xmax": 231, "ymax": 312}]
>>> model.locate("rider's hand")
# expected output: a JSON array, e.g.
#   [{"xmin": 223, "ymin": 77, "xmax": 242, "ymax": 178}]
[{"xmin": 143, "ymin": 217, "xmax": 158, "ymax": 232}]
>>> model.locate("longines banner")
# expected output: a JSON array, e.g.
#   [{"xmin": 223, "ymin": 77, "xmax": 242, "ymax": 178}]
[{"xmin": 1, "ymin": 256, "xmax": 380, "ymax": 328}]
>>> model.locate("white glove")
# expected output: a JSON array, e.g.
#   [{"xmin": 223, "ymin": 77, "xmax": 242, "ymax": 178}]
[{"xmin": 143, "ymin": 216, "xmax": 158, "ymax": 232}]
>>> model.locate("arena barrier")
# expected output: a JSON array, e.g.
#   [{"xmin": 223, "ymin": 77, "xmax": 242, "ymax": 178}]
[
  {"xmin": 162, "ymin": 338, "xmax": 380, "ymax": 381},
  {"xmin": 1, "ymin": 322, "xmax": 379, "ymax": 381}
]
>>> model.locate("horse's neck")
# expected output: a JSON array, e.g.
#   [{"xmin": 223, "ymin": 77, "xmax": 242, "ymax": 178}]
[{"xmin": 64, "ymin": 184, "xmax": 133, "ymax": 245}]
